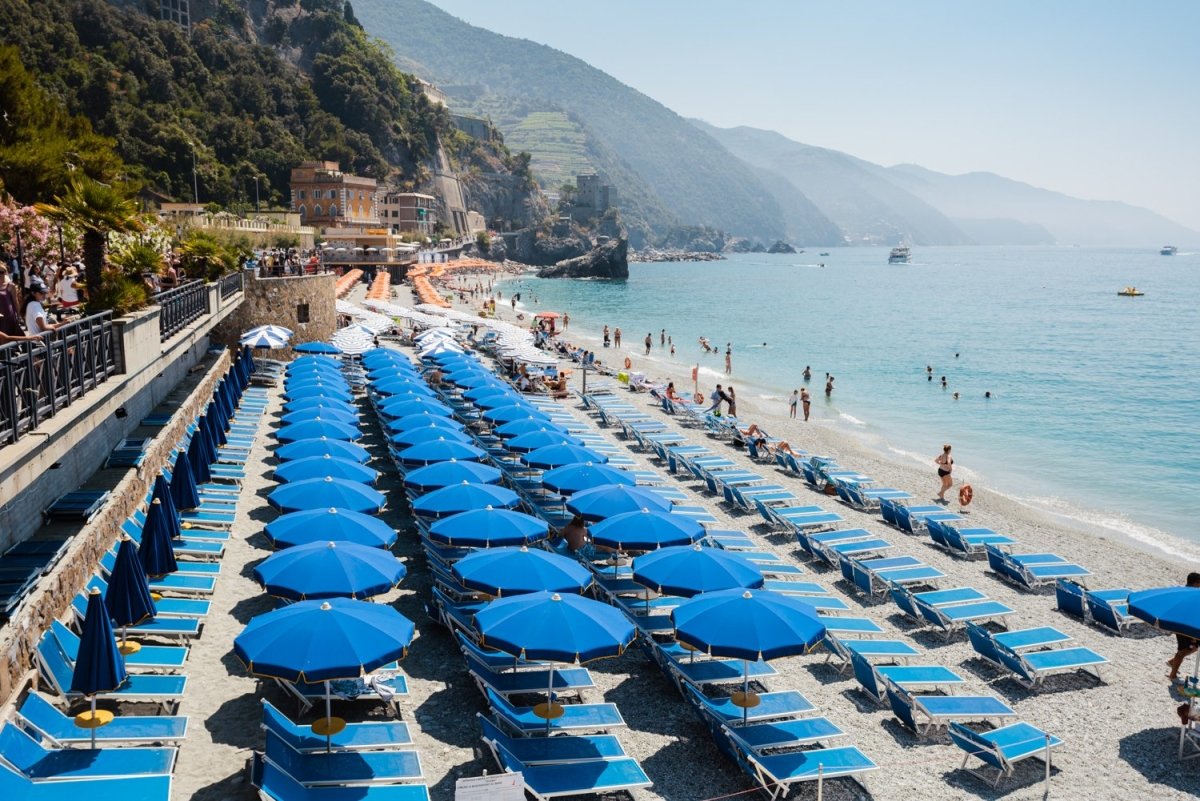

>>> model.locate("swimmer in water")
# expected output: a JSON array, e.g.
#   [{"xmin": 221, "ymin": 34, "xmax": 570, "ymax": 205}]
[{"xmin": 984, "ymin": 391, "xmax": 992, "ymax": 399}]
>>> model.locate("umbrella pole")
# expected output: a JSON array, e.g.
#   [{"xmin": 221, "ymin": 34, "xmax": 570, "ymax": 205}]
[
  {"xmin": 743, "ymin": 660, "xmax": 750, "ymax": 727},
  {"xmin": 90, "ymin": 696, "xmax": 97, "ymax": 749},
  {"xmin": 325, "ymin": 680, "xmax": 333, "ymax": 753},
  {"xmin": 546, "ymin": 669, "xmax": 554, "ymax": 735}
]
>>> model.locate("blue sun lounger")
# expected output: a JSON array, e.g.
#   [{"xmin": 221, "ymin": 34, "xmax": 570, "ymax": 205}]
[
  {"xmin": 485, "ymin": 739, "xmax": 652, "ymax": 801},
  {"xmin": 263, "ymin": 730, "xmax": 423, "ymax": 786},
  {"xmin": 850, "ymin": 652, "xmax": 965, "ymax": 703},
  {"xmin": 86, "ymin": 577, "xmax": 210, "ymax": 620},
  {"xmin": 70, "ymin": 594, "xmax": 201, "ymax": 639},
  {"xmin": 965, "ymin": 622, "xmax": 1073, "ymax": 668},
  {"xmin": 886, "ymin": 682, "xmax": 1016, "ymax": 737},
  {"xmin": 684, "ymin": 684, "xmax": 815, "ymax": 726},
  {"xmin": 822, "ymin": 634, "xmax": 921, "ymax": 671},
  {"xmin": 50, "ymin": 620, "xmax": 188, "ymax": 672},
  {"xmin": 949, "ymin": 721, "xmax": 1062, "ymax": 787},
  {"xmin": 36, "ymin": 638, "xmax": 186, "ymax": 713},
  {"xmin": 97, "ymin": 553, "xmax": 216, "ymax": 596},
  {"xmin": 0, "ymin": 758, "xmax": 172, "ymax": 800},
  {"xmin": 477, "ymin": 715, "xmax": 626, "ymax": 765},
  {"xmin": 0, "ymin": 723, "xmax": 177, "ymax": 779},
  {"xmin": 727, "ymin": 716, "xmax": 847, "ymax": 754},
  {"xmin": 121, "ymin": 518, "xmax": 225, "ymax": 561},
  {"xmin": 486, "ymin": 689, "xmax": 626, "ymax": 735},
  {"xmin": 993, "ymin": 641, "xmax": 1108, "ymax": 689},
  {"xmin": 820, "ymin": 616, "xmax": 885, "ymax": 637},
  {"xmin": 261, "ymin": 700, "xmax": 411, "ymax": 753},
  {"xmin": 913, "ymin": 596, "xmax": 1015, "ymax": 639},
  {"xmin": 927, "ymin": 518, "xmax": 1017, "ymax": 558},
  {"xmin": 17, "ymin": 692, "xmax": 188, "ymax": 747},
  {"xmin": 1084, "ymin": 588, "xmax": 1137, "ymax": 633},
  {"xmin": 464, "ymin": 654, "xmax": 594, "ymax": 701},
  {"xmin": 722, "ymin": 733, "xmax": 877, "ymax": 801},
  {"xmin": 250, "ymin": 754, "xmax": 430, "ymax": 801},
  {"xmin": 890, "ymin": 583, "xmax": 988, "ymax": 622},
  {"xmin": 662, "ymin": 651, "xmax": 778, "ymax": 688}
]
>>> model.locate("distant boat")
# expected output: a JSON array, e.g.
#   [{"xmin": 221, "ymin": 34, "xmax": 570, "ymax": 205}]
[
  {"xmin": 1161, "ymin": 245, "xmax": 1178, "ymax": 255},
  {"xmin": 819, "ymin": 252, "xmax": 830, "ymax": 257},
  {"xmin": 888, "ymin": 246, "xmax": 911, "ymax": 264},
  {"xmin": 1118, "ymin": 287, "xmax": 1144, "ymax": 296}
]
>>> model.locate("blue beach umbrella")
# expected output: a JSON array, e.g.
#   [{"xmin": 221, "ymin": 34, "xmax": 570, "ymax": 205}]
[
  {"xmin": 139, "ymin": 497, "xmax": 179, "ymax": 577},
  {"xmin": 285, "ymin": 370, "xmax": 346, "ymax": 388},
  {"xmin": 284, "ymin": 385, "xmax": 353, "ymax": 403},
  {"xmin": 253, "ymin": 541, "xmax": 406, "ymax": 601},
  {"xmin": 541, "ymin": 463, "xmax": 634, "ymax": 495},
  {"xmin": 265, "ymin": 508, "xmax": 397, "ymax": 549},
  {"xmin": 505, "ymin": 430, "xmax": 584, "ymax": 454},
  {"xmin": 277, "ymin": 420, "xmax": 361, "ymax": 443},
  {"xmin": 281, "ymin": 408, "xmax": 359, "ymax": 426},
  {"xmin": 1128, "ymin": 587, "xmax": 1200, "ymax": 640},
  {"xmin": 294, "ymin": 342, "xmax": 343, "ymax": 354},
  {"xmin": 234, "ymin": 598, "xmax": 413, "ymax": 683},
  {"xmin": 71, "ymin": 589, "xmax": 128, "ymax": 746},
  {"xmin": 446, "ymin": 372, "xmax": 498, "ymax": 389},
  {"xmin": 285, "ymin": 378, "xmax": 351, "ymax": 395},
  {"xmin": 633, "ymin": 545, "xmax": 764, "ymax": 598},
  {"xmin": 427, "ymin": 508, "xmax": 549, "ymax": 548},
  {"xmin": 372, "ymin": 379, "xmax": 435, "ymax": 397},
  {"xmin": 494, "ymin": 419, "xmax": 569, "ymax": 440},
  {"xmin": 390, "ymin": 427, "xmax": 474, "ymax": 448},
  {"xmin": 484, "ymin": 406, "xmax": 553, "ymax": 425},
  {"xmin": 475, "ymin": 591, "xmax": 636, "ymax": 664},
  {"xmin": 412, "ymin": 482, "xmax": 521, "ymax": 519},
  {"xmin": 566, "ymin": 484, "xmax": 672, "ymax": 522},
  {"xmin": 379, "ymin": 398, "xmax": 453, "ymax": 418},
  {"xmin": 386, "ymin": 414, "xmax": 466, "ymax": 434},
  {"xmin": 105, "ymin": 536, "xmax": 157, "ymax": 648},
  {"xmin": 292, "ymin": 354, "xmax": 340, "ymax": 366},
  {"xmin": 284, "ymin": 397, "xmax": 358, "ymax": 416},
  {"xmin": 522, "ymin": 444, "xmax": 608, "ymax": 471},
  {"xmin": 403, "ymin": 461, "xmax": 503, "ymax": 494},
  {"xmin": 462, "ymin": 385, "xmax": 514, "ymax": 403},
  {"xmin": 395, "ymin": 439, "xmax": 486, "ymax": 467},
  {"xmin": 268, "ymin": 477, "xmax": 386, "ymax": 515},
  {"xmin": 453, "ymin": 547, "xmax": 591, "ymax": 597},
  {"xmin": 169, "ymin": 449, "xmax": 200, "ymax": 511},
  {"xmin": 287, "ymin": 360, "xmax": 342, "ymax": 376},
  {"xmin": 473, "ymin": 394, "xmax": 533, "ymax": 411},
  {"xmin": 186, "ymin": 431, "xmax": 212, "ymax": 484},
  {"xmin": 275, "ymin": 437, "xmax": 371, "ymax": 464},
  {"xmin": 589, "ymin": 509, "xmax": 704, "ymax": 552},
  {"xmin": 672, "ymin": 588, "xmax": 826, "ymax": 723},
  {"xmin": 274, "ymin": 455, "xmax": 379, "ymax": 486}
]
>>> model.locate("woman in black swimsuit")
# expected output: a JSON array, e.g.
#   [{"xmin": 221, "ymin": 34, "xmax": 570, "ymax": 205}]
[{"xmin": 934, "ymin": 444, "xmax": 953, "ymax": 503}]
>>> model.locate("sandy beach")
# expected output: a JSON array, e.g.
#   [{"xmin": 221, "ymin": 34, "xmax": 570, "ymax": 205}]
[{"xmin": 167, "ymin": 277, "xmax": 1198, "ymax": 801}]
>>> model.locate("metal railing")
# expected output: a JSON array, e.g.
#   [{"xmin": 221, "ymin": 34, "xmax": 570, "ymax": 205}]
[
  {"xmin": 219, "ymin": 271, "xmax": 244, "ymax": 300},
  {"xmin": 154, "ymin": 280, "xmax": 208, "ymax": 341},
  {"xmin": 0, "ymin": 312, "xmax": 120, "ymax": 446}
]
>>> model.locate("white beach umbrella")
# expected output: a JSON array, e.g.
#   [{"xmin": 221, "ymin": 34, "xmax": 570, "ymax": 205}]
[
  {"xmin": 240, "ymin": 330, "xmax": 289, "ymax": 349},
  {"xmin": 243, "ymin": 324, "xmax": 295, "ymax": 339}
]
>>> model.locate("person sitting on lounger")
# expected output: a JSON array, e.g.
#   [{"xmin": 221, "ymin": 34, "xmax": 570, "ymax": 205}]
[
  {"xmin": 557, "ymin": 514, "xmax": 589, "ymax": 555},
  {"xmin": 665, "ymin": 382, "xmax": 683, "ymax": 403}
]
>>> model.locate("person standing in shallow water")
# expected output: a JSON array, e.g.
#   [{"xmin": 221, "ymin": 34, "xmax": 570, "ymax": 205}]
[
  {"xmin": 801, "ymin": 387, "xmax": 811, "ymax": 421},
  {"xmin": 934, "ymin": 444, "xmax": 954, "ymax": 503},
  {"xmin": 825, "ymin": 375, "xmax": 834, "ymax": 396},
  {"xmin": 724, "ymin": 344, "xmax": 732, "ymax": 375},
  {"xmin": 614, "ymin": 327, "xmax": 622, "ymax": 348},
  {"xmin": 789, "ymin": 390, "xmax": 798, "ymax": 419},
  {"xmin": 644, "ymin": 333, "xmax": 652, "ymax": 355}
]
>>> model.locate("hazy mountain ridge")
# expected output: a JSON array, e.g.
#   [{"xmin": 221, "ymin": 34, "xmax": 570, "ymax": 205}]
[{"xmin": 352, "ymin": 0, "xmax": 845, "ymax": 243}]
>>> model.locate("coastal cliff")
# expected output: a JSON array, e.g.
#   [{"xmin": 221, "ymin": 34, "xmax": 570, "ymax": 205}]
[{"xmin": 537, "ymin": 236, "xmax": 628, "ymax": 280}]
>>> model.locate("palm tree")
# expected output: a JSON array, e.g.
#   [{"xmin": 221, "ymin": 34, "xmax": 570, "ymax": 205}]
[{"xmin": 37, "ymin": 178, "xmax": 143, "ymax": 314}]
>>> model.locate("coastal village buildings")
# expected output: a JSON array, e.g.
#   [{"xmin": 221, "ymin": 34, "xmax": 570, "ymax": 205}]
[
  {"xmin": 289, "ymin": 161, "xmax": 380, "ymax": 230},
  {"xmin": 379, "ymin": 192, "xmax": 437, "ymax": 238},
  {"xmin": 569, "ymin": 173, "xmax": 617, "ymax": 223}
]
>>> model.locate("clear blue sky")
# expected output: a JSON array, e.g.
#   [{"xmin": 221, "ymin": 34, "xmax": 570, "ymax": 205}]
[{"xmin": 425, "ymin": 0, "xmax": 1200, "ymax": 231}]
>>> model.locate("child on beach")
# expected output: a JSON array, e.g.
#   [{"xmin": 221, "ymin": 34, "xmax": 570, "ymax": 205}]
[{"xmin": 789, "ymin": 390, "xmax": 798, "ymax": 419}]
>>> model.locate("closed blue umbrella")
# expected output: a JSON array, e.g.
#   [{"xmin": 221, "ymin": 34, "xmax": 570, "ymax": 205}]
[
  {"xmin": 427, "ymin": 508, "xmax": 549, "ymax": 548},
  {"xmin": 403, "ymin": 461, "xmax": 502, "ymax": 494},
  {"xmin": 269, "ymin": 477, "xmax": 386, "ymax": 515},
  {"xmin": 281, "ymin": 408, "xmax": 359, "ymax": 426},
  {"xmin": 71, "ymin": 589, "xmax": 128, "ymax": 746},
  {"xmin": 254, "ymin": 541, "xmax": 406, "ymax": 600},
  {"xmin": 294, "ymin": 342, "xmax": 343, "ymax": 354},
  {"xmin": 105, "ymin": 536, "xmax": 157, "ymax": 651},
  {"xmin": 274, "ymin": 455, "xmax": 379, "ymax": 485},
  {"xmin": 633, "ymin": 545, "xmax": 764, "ymax": 598},
  {"xmin": 194, "ymin": 420, "xmax": 219, "ymax": 470},
  {"xmin": 542, "ymin": 463, "xmax": 634, "ymax": 495},
  {"xmin": 476, "ymin": 591, "xmax": 635, "ymax": 664},
  {"xmin": 522, "ymin": 444, "xmax": 607, "ymax": 470},
  {"xmin": 395, "ymin": 439, "xmax": 486, "ymax": 467},
  {"xmin": 379, "ymin": 398, "xmax": 453, "ymax": 418},
  {"xmin": 567, "ymin": 484, "xmax": 672, "ymax": 522},
  {"xmin": 139, "ymin": 500, "xmax": 178, "ymax": 578},
  {"xmin": 275, "ymin": 437, "xmax": 371, "ymax": 464},
  {"xmin": 186, "ymin": 431, "xmax": 212, "ymax": 484},
  {"xmin": 390, "ymin": 426, "xmax": 473, "ymax": 448},
  {"xmin": 672, "ymin": 589, "xmax": 826, "ymax": 723},
  {"xmin": 494, "ymin": 419, "xmax": 569, "ymax": 440},
  {"xmin": 506, "ymin": 430, "xmax": 584, "ymax": 454},
  {"xmin": 454, "ymin": 547, "xmax": 591, "ymax": 597},
  {"xmin": 589, "ymin": 509, "xmax": 703, "ymax": 552},
  {"xmin": 284, "ymin": 398, "xmax": 358, "ymax": 416},
  {"xmin": 482, "ymin": 406, "xmax": 553, "ymax": 426},
  {"xmin": 386, "ymin": 414, "xmax": 466, "ymax": 433},
  {"xmin": 152, "ymin": 474, "xmax": 183, "ymax": 539},
  {"xmin": 170, "ymin": 449, "xmax": 201, "ymax": 511},
  {"xmin": 266, "ymin": 508, "xmax": 397, "ymax": 549},
  {"xmin": 277, "ymin": 420, "xmax": 361, "ymax": 443},
  {"xmin": 284, "ymin": 385, "xmax": 353, "ymax": 403},
  {"xmin": 412, "ymin": 482, "xmax": 521, "ymax": 519}
]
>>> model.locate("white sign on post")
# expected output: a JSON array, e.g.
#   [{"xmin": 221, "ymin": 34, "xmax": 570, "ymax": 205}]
[{"xmin": 454, "ymin": 772, "xmax": 524, "ymax": 801}]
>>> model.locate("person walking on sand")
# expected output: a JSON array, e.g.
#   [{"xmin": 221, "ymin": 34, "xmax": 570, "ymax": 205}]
[
  {"xmin": 801, "ymin": 387, "xmax": 811, "ymax": 421},
  {"xmin": 1168, "ymin": 572, "xmax": 1200, "ymax": 683},
  {"xmin": 706, "ymin": 384, "xmax": 726, "ymax": 414},
  {"xmin": 934, "ymin": 444, "xmax": 954, "ymax": 503},
  {"xmin": 726, "ymin": 386, "xmax": 737, "ymax": 417},
  {"xmin": 789, "ymin": 389, "xmax": 798, "ymax": 419},
  {"xmin": 644, "ymin": 333, "xmax": 652, "ymax": 355},
  {"xmin": 614, "ymin": 327, "xmax": 622, "ymax": 348},
  {"xmin": 724, "ymin": 344, "xmax": 732, "ymax": 375}
]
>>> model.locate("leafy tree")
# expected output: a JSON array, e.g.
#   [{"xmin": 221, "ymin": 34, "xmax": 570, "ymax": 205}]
[{"xmin": 37, "ymin": 177, "xmax": 144, "ymax": 313}]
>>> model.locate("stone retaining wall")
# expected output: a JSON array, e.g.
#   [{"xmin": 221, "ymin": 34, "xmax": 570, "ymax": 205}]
[
  {"xmin": 0, "ymin": 352, "xmax": 231, "ymax": 708},
  {"xmin": 212, "ymin": 271, "xmax": 337, "ymax": 355}
]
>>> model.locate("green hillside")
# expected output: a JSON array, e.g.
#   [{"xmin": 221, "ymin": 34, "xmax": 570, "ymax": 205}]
[
  {"xmin": 502, "ymin": 112, "xmax": 591, "ymax": 191},
  {"xmin": 352, "ymin": 0, "xmax": 799, "ymax": 242}
]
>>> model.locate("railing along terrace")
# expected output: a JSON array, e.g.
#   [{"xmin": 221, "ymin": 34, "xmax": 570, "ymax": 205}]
[
  {"xmin": 0, "ymin": 311, "xmax": 120, "ymax": 447},
  {"xmin": 219, "ymin": 271, "xmax": 244, "ymax": 300},
  {"xmin": 154, "ymin": 280, "xmax": 209, "ymax": 341}
]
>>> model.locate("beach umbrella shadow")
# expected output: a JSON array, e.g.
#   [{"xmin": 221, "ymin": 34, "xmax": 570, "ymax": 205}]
[{"xmin": 1118, "ymin": 727, "xmax": 1200, "ymax": 794}]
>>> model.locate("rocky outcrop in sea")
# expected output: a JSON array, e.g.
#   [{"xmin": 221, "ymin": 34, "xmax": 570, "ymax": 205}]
[
  {"xmin": 537, "ymin": 236, "xmax": 629, "ymax": 279},
  {"xmin": 630, "ymin": 249, "xmax": 726, "ymax": 263}
]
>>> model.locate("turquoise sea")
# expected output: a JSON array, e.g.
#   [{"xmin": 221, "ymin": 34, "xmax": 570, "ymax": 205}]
[{"xmin": 501, "ymin": 246, "xmax": 1200, "ymax": 556}]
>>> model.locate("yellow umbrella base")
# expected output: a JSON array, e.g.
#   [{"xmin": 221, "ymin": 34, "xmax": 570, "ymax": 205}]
[
  {"xmin": 118, "ymin": 640, "xmax": 142, "ymax": 655},
  {"xmin": 312, "ymin": 716, "xmax": 346, "ymax": 736},
  {"xmin": 533, "ymin": 702, "xmax": 565, "ymax": 720},
  {"xmin": 74, "ymin": 709, "xmax": 114, "ymax": 729},
  {"xmin": 731, "ymin": 691, "xmax": 761, "ymax": 709}
]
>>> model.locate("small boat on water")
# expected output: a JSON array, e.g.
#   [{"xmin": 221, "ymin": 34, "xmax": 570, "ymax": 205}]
[
  {"xmin": 1118, "ymin": 287, "xmax": 1144, "ymax": 296},
  {"xmin": 819, "ymin": 252, "xmax": 830, "ymax": 257},
  {"xmin": 1161, "ymin": 245, "xmax": 1178, "ymax": 255},
  {"xmin": 888, "ymin": 246, "xmax": 911, "ymax": 264}
]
